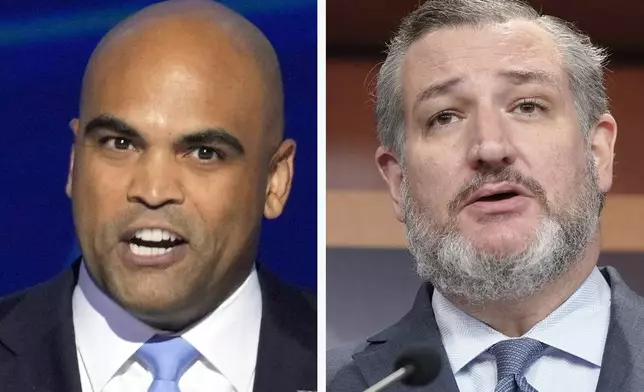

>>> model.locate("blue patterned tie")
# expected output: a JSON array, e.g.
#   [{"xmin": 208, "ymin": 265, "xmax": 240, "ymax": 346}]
[
  {"xmin": 135, "ymin": 335, "xmax": 200, "ymax": 392},
  {"xmin": 488, "ymin": 338, "xmax": 546, "ymax": 392}
]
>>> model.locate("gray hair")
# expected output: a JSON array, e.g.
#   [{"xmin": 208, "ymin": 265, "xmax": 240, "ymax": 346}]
[{"xmin": 376, "ymin": 0, "xmax": 609, "ymax": 158}]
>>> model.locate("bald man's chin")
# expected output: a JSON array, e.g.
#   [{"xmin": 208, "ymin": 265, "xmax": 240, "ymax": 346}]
[{"xmin": 108, "ymin": 279, "xmax": 209, "ymax": 332}]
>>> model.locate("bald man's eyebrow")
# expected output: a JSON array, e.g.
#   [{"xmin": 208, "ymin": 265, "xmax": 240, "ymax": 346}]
[
  {"xmin": 83, "ymin": 115, "xmax": 143, "ymax": 142},
  {"xmin": 176, "ymin": 129, "xmax": 245, "ymax": 156},
  {"xmin": 82, "ymin": 115, "xmax": 244, "ymax": 156}
]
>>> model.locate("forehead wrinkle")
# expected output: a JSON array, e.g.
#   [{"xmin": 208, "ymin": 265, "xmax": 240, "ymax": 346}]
[
  {"xmin": 496, "ymin": 69, "xmax": 563, "ymax": 95},
  {"xmin": 403, "ymin": 21, "xmax": 566, "ymax": 104},
  {"xmin": 409, "ymin": 24, "xmax": 559, "ymax": 68}
]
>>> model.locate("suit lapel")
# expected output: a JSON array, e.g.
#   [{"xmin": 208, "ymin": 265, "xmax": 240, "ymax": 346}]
[
  {"xmin": 595, "ymin": 267, "xmax": 644, "ymax": 392},
  {"xmin": 353, "ymin": 285, "xmax": 460, "ymax": 392},
  {"xmin": 253, "ymin": 267, "xmax": 317, "ymax": 392},
  {"xmin": 0, "ymin": 263, "xmax": 82, "ymax": 392},
  {"xmin": 351, "ymin": 266, "xmax": 644, "ymax": 392},
  {"xmin": 0, "ymin": 261, "xmax": 318, "ymax": 392}
]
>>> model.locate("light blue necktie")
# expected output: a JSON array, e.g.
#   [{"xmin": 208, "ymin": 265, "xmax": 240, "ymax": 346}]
[
  {"xmin": 136, "ymin": 335, "xmax": 200, "ymax": 392},
  {"xmin": 488, "ymin": 338, "xmax": 547, "ymax": 392}
]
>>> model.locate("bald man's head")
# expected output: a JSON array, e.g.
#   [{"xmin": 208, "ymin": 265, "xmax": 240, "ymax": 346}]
[
  {"xmin": 81, "ymin": 0, "xmax": 284, "ymax": 145},
  {"xmin": 67, "ymin": 0, "xmax": 295, "ymax": 331}
]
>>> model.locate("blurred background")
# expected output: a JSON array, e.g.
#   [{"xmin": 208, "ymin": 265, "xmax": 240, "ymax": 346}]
[
  {"xmin": 0, "ymin": 0, "xmax": 317, "ymax": 295},
  {"xmin": 327, "ymin": 0, "xmax": 644, "ymax": 348}
]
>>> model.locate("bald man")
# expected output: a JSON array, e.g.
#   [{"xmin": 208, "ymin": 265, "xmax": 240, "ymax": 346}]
[{"xmin": 0, "ymin": 2, "xmax": 316, "ymax": 392}]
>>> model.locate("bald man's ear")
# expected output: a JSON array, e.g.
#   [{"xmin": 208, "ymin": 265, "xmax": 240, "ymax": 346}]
[
  {"xmin": 376, "ymin": 146, "xmax": 405, "ymax": 223},
  {"xmin": 264, "ymin": 139, "xmax": 295, "ymax": 219},
  {"xmin": 66, "ymin": 119, "xmax": 80, "ymax": 198}
]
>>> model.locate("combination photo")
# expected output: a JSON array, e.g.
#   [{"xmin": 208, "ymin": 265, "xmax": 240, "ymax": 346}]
[{"xmin": 0, "ymin": 0, "xmax": 643, "ymax": 391}]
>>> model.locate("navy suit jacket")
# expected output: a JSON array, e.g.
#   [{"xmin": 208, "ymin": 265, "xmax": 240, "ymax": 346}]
[
  {"xmin": 328, "ymin": 266, "xmax": 644, "ymax": 392},
  {"xmin": 0, "ymin": 260, "xmax": 317, "ymax": 392}
]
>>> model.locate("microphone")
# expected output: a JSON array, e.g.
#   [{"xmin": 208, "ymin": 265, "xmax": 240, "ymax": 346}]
[{"xmin": 363, "ymin": 345, "xmax": 441, "ymax": 392}]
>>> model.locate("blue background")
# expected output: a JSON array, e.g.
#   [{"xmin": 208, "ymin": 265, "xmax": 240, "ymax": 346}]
[{"xmin": 0, "ymin": 0, "xmax": 317, "ymax": 295}]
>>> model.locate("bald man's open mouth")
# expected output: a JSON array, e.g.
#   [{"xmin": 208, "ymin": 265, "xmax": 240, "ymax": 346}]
[{"xmin": 118, "ymin": 227, "xmax": 189, "ymax": 268}]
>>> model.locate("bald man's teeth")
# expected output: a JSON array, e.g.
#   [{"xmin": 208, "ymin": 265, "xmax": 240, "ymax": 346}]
[
  {"xmin": 127, "ymin": 227, "xmax": 187, "ymax": 254},
  {"xmin": 133, "ymin": 228, "xmax": 179, "ymax": 242},
  {"xmin": 129, "ymin": 243, "xmax": 173, "ymax": 257}
]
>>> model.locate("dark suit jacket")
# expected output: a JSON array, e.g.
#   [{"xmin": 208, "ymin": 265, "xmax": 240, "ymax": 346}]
[
  {"xmin": 0, "ymin": 260, "xmax": 317, "ymax": 392},
  {"xmin": 328, "ymin": 266, "xmax": 644, "ymax": 391}
]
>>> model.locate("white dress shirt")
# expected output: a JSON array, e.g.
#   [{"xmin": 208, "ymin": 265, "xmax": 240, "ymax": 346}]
[
  {"xmin": 72, "ymin": 262, "xmax": 262, "ymax": 392},
  {"xmin": 433, "ymin": 267, "xmax": 611, "ymax": 392}
]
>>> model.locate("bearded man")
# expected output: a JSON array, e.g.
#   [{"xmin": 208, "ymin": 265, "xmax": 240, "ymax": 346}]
[{"xmin": 328, "ymin": 1, "xmax": 644, "ymax": 391}]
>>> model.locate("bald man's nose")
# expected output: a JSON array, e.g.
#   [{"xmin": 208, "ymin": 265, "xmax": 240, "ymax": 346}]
[
  {"xmin": 126, "ymin": 151, "xmax": 184, "ymax": 209},
  {"xmin": 466, "ymin": 109, "xmax": 517, "ymax": 170}
]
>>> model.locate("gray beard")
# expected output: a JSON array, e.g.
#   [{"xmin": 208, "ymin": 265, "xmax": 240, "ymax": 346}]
[{"xmin": 401, "ymin": 159, "xmax": 604, "ymax": 304}]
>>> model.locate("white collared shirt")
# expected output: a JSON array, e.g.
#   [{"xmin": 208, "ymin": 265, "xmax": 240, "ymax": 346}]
[
  {"xmin": 72, "ymin": 262, "xmax": 262, "ymax": 392},
  {"xmin": 433, "ymin": 267, "xmax": 611, "ymax": 392}
]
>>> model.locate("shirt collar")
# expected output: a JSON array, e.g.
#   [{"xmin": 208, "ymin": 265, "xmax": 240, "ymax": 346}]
[
  {"xmin": 182, "ymin": 267, "xmax": 262, "ymax": 392},
  {"xmin": 433, "ymin": 267, "xmax": 611, "ymax": 374},
  {"xmin": 72, "ymin": 261, "xmax": 262, "ymax": 392},
  {"xmin": 524, "ymin": 267, "xmax": 611, "ymax": 366}
]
